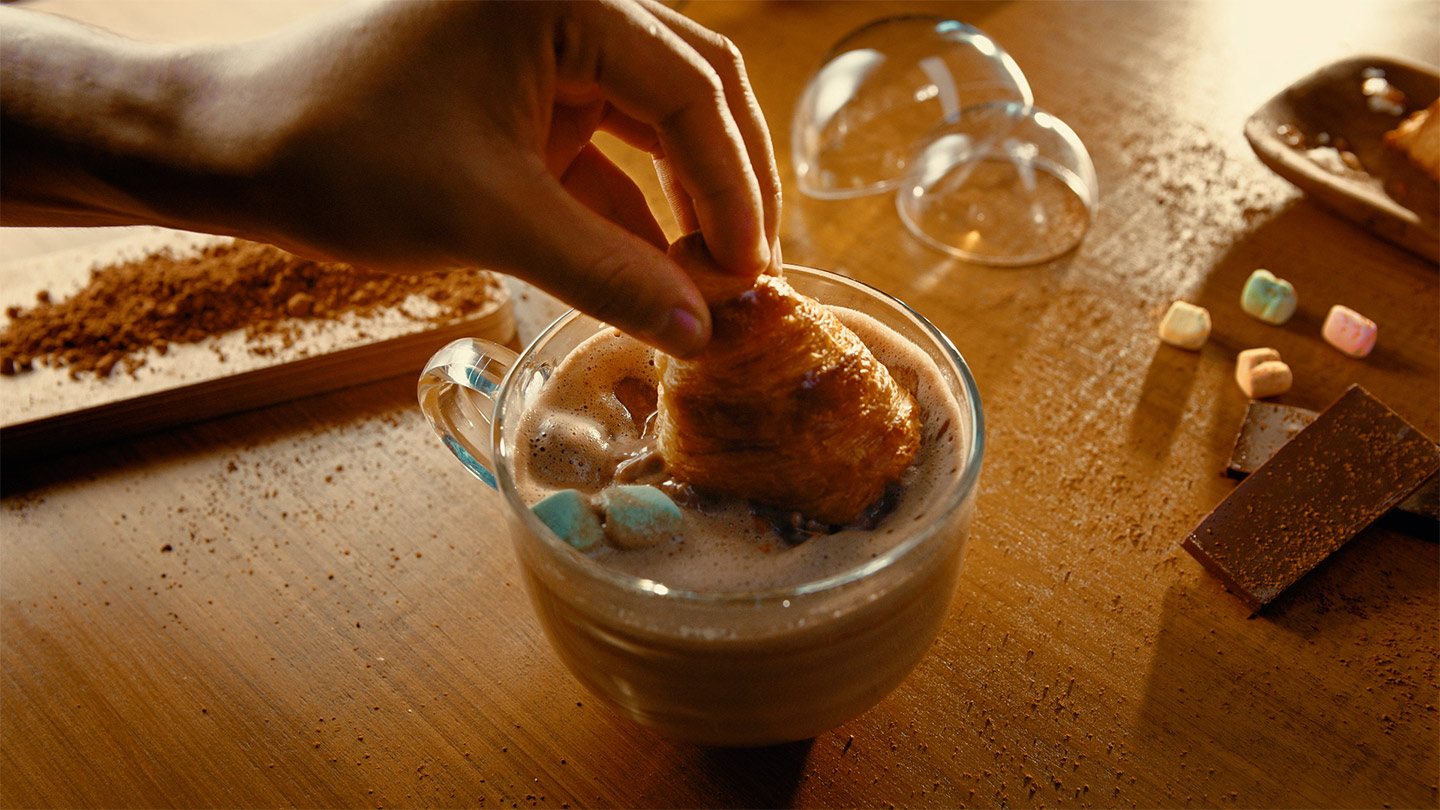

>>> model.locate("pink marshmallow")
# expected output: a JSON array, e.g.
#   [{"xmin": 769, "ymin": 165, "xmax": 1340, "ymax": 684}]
[{"xmin": 1322, "ymin": 305, "xmax": 1377, "ymax": 358}]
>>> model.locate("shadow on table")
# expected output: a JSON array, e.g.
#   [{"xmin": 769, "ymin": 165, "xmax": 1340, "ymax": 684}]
[
  {"xmin": 1126, "ymin": 339, "xmax": 1205, "ymax": 477},
  {"xmin": 1135, "ymin": 524, "xmax": 1440, "ymax": 806},
  {"xmin": 1128, "ymin": 197, "xmax": 1439, "ymax": 803},
  {"xmin": 694, "ymin": 739, "xmax": 815, "ymax": 809},
  {"xmin": 1180, "ymin": 199, "xmax": 1437, "ymax": 415},
  {"xmin": 0, "ymin": 374, "xmax": 418, "ymax": 498}
]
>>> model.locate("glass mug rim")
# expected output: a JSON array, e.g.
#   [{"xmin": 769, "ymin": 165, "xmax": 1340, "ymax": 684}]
[{"xmin": 488, "ymin": 263, "xmax": 985, "ymax": 606}]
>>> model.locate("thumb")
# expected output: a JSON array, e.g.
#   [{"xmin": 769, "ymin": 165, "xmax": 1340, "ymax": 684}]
[
  {"xmin": 666, "ymin": 231, "xmax": 760, "ymax": 306},
  {"xmin": 485, "ymin": 156, "xmax": 712, "ymax": 359}
]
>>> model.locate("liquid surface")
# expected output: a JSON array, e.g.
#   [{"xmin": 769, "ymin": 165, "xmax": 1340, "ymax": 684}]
[{"xmin": 512, "ymin": 307, "xmax": 964, "ymax": 593}]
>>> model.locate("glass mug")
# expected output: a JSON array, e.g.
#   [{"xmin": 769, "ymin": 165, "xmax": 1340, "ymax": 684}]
[{"xmin": 418, "ymin": 265, "xmax": 984, "ymax": 747}]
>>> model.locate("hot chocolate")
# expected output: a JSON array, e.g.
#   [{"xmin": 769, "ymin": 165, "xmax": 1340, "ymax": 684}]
[
  {"xmin": 513, "ymin": 307, "xmax": 965, "ymax": 593},
  {"xmin": 419, "ymin": 264, "xmax": 983, "ymax": 745}
]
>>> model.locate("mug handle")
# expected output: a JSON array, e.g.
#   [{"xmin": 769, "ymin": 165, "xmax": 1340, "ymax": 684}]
[{"xmin": 417, "ymin": 337, "xmax": 519, "ymax": 489}]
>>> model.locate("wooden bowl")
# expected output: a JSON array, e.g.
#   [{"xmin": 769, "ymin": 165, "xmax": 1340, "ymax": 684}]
[{"xmin": 1244, "ymin": 55, "xmax": 1438, "ymax": 262}]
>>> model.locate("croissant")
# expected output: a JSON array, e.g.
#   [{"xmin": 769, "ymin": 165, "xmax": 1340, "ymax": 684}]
[
  {"xmin": 1379, "ymin": 100, "xmax": 1440, "ymax": 223},
  {"xmin": 1384, "ymin": 99, "xmax": 1440, "ymax": 181},
  {"xmin": 655, "ymin": 237, "xmax": 922, "ymax": 526}
]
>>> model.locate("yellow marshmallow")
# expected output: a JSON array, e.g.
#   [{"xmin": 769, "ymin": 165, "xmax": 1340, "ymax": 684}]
[{"xmin": 1158, "ymin": 301, "xmax": 1211, "ymax": 350}]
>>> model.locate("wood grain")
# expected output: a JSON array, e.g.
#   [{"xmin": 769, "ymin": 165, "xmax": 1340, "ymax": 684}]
[{"xmin": 3, "ymin": 2, "xmax": 1438, "ymax": 808}]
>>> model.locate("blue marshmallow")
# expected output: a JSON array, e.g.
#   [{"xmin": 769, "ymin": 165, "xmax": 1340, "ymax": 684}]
[
  {"xmin": 532, "ymin": 489, "xmax": 604, "ymax": 551},
  {"xmin": 1240, "ymin": 269, "xmax": 1297, "ymax": 325},
  {"xmin": 599, "ymin": 485, "xmax": 682, "ymax": 549}
]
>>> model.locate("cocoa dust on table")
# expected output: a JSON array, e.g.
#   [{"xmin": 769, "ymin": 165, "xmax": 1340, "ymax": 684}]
[{"xmin": 0, "ymin": 239, "xmax": 504, "ymax": 378}]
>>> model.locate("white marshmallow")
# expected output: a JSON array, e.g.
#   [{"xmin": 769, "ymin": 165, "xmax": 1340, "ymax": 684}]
[{"xmin": 1158, "ymin": 301, "xmax": 1211, "ymax": 350}]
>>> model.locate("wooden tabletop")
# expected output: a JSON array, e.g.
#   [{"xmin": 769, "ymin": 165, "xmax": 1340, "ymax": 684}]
[{"xmin": 3, "ymin": 2, "xmax": 1437, "ymax": 808}]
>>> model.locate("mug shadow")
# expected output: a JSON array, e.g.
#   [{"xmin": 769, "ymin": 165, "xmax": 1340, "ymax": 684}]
[
  {"xmin": 695, "ymin": 738, "xmax": 816, "ymax": 809},
  {"xmin": 498, "ymin": 661, "xmax": 820, "ymax": 810}
]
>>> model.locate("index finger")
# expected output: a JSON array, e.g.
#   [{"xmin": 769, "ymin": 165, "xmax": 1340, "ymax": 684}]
[
  {"xmin": 554, "ymin": 0, "xmax": 769, "ymax": 275},
  {"xmin": 634, "ymin": 0, "xmax": 782, "ymax": 258}
]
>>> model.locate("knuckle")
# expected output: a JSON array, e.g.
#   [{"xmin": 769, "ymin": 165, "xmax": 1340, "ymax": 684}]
[
  {"xmin": 694, "ymin": 32, "xmax": 746, "ymax": 86},
  {"xmin": 715, "ymin": 34, "xmax": 745, "ymax": 71},
  {"xmin": 657, "ymin": 66, "xmax": 725, "ymax": 130}
]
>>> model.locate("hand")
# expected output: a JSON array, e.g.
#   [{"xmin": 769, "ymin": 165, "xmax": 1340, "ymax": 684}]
[{"xmin": 0, "ymin": 0, "xmax": 783, "ymax": 357}]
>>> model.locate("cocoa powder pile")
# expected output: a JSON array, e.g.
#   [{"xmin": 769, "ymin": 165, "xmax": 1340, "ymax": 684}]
[{"xmin": 0, "ymin": 239, "xmax": 504, "ymax": 378}]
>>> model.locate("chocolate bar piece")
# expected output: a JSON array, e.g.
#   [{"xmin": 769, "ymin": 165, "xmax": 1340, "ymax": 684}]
[
  {"xmin": 1226, "ymin": 401, "xmax": 1317, "ymax": 477},
  {"xmin": 1182, "ymin": 385, "xmax": 1440, "ymax": 613},
  {"xmin": 1227, "ymin": 400, "xmax": 1439, "ymax": 519}
]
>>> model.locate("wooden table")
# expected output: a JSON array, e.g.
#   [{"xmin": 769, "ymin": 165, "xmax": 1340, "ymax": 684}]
[{"xmin": 3, "ymin": 2, "xmax": 1437, "ymax": 807}]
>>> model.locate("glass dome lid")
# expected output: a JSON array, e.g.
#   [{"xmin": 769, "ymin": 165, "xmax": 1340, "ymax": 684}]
[{"xmin": 792, "ymin": 16, "xmax": 1033, "ymax": 200}]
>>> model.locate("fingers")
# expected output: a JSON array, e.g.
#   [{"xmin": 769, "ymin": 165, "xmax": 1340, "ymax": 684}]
[
  {"xmin": 557, "ymin": 0, "xmax": 769, "ymax": 276},
  {"xmin": 651, "ymin": 156, "xmax": 700, "ymax": 235},
  {"xmin": 488, "ymin": 154, "xmax": 712, "ymax": 359},
  {"xmin": 590, "ymin": 104, "xmax": 701, "ymax": 236},
  {"xmin": 668, "ymin": 231, "xmax": 757, "ymax": 306},
  {"xmin": 544, "ymin": 98, "xmax": 608, "ymax": 178},
  {"xmin": 633, "ymin": 0, "xmax": 783, "ymax": 264},
  {"xmin": 560, "ymin": 142, "xmax": 667, "ymax": 253}
]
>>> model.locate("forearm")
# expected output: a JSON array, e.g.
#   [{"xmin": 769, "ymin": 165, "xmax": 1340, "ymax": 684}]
[
  {"xmin": 0, "ymin": 6, "xmax": 263, "ymax": 232},
  {"xmin": 0, "ymin": 0, "xmax": 777, "ymax": 357}
]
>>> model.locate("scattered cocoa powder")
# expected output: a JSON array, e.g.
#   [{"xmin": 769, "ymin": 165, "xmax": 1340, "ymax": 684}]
[{"xmin": 0, "ymin": 239, "xmax": 504, "ymax": 378}]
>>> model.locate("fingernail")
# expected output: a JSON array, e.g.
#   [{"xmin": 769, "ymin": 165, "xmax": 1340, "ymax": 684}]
[{"xmin": 650, "ymin": 306, "xmax": 707, "ymax": 358}]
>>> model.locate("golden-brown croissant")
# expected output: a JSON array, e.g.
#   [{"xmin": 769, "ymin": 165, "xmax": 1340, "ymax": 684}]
[
  {"xmin": 655, "ymin": 237, "xmax": 921, "ymax": 526},
  {"xmin": 1385, "ymin": 99, "xmax": 1440, "ymax": 181},
  {"xmin": 1380, "ymin": 100, "xmax": 1440, "ymax": 223}
]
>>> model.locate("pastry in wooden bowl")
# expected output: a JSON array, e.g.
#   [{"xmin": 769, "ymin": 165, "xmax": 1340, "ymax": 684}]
[
  {"xmin": 655, "ymin": 236, "xmax": 922, "ymax": 526},
  {"xmin": 1385, "ymin": 99, "xmax": 1440, "ymax": 179},
  {"xmin": 1380, "ymin": 99, "xmax": 1440, "ymax": 227}
]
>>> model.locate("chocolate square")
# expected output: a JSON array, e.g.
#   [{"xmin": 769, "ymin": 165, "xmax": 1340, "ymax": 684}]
[{"xmin": 1182, "ymin": 385, "xmax": 1440, "ymax": 613}]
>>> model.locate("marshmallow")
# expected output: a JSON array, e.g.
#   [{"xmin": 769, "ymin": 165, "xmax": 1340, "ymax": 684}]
[
  {"xmin": 1158, "ymin": 301, "xmax": 1212, "ymax": 350},
  {"xmin": 599, "ymin": 484, "xmax": 683, "ymax": 549},
  {"xmin": 532, "ymin": 489, "xmax": 604, "ymax": 551},
  {"xmin": 1322, "ymin": 305, "xmax": 1377, "ymax": 358},
  {"xmin": 1235, "ymin": 347, "xmax": 1293, "ymax": 399},
  {"xmin": 1240, "ymin": 269, "xmax": 1298, "ymax": 325}
]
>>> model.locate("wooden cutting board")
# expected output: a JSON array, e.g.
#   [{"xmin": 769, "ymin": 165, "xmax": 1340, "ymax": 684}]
[{"xmin": 0, "ymin": 227, "xmax": 515, "ymax": 458}]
